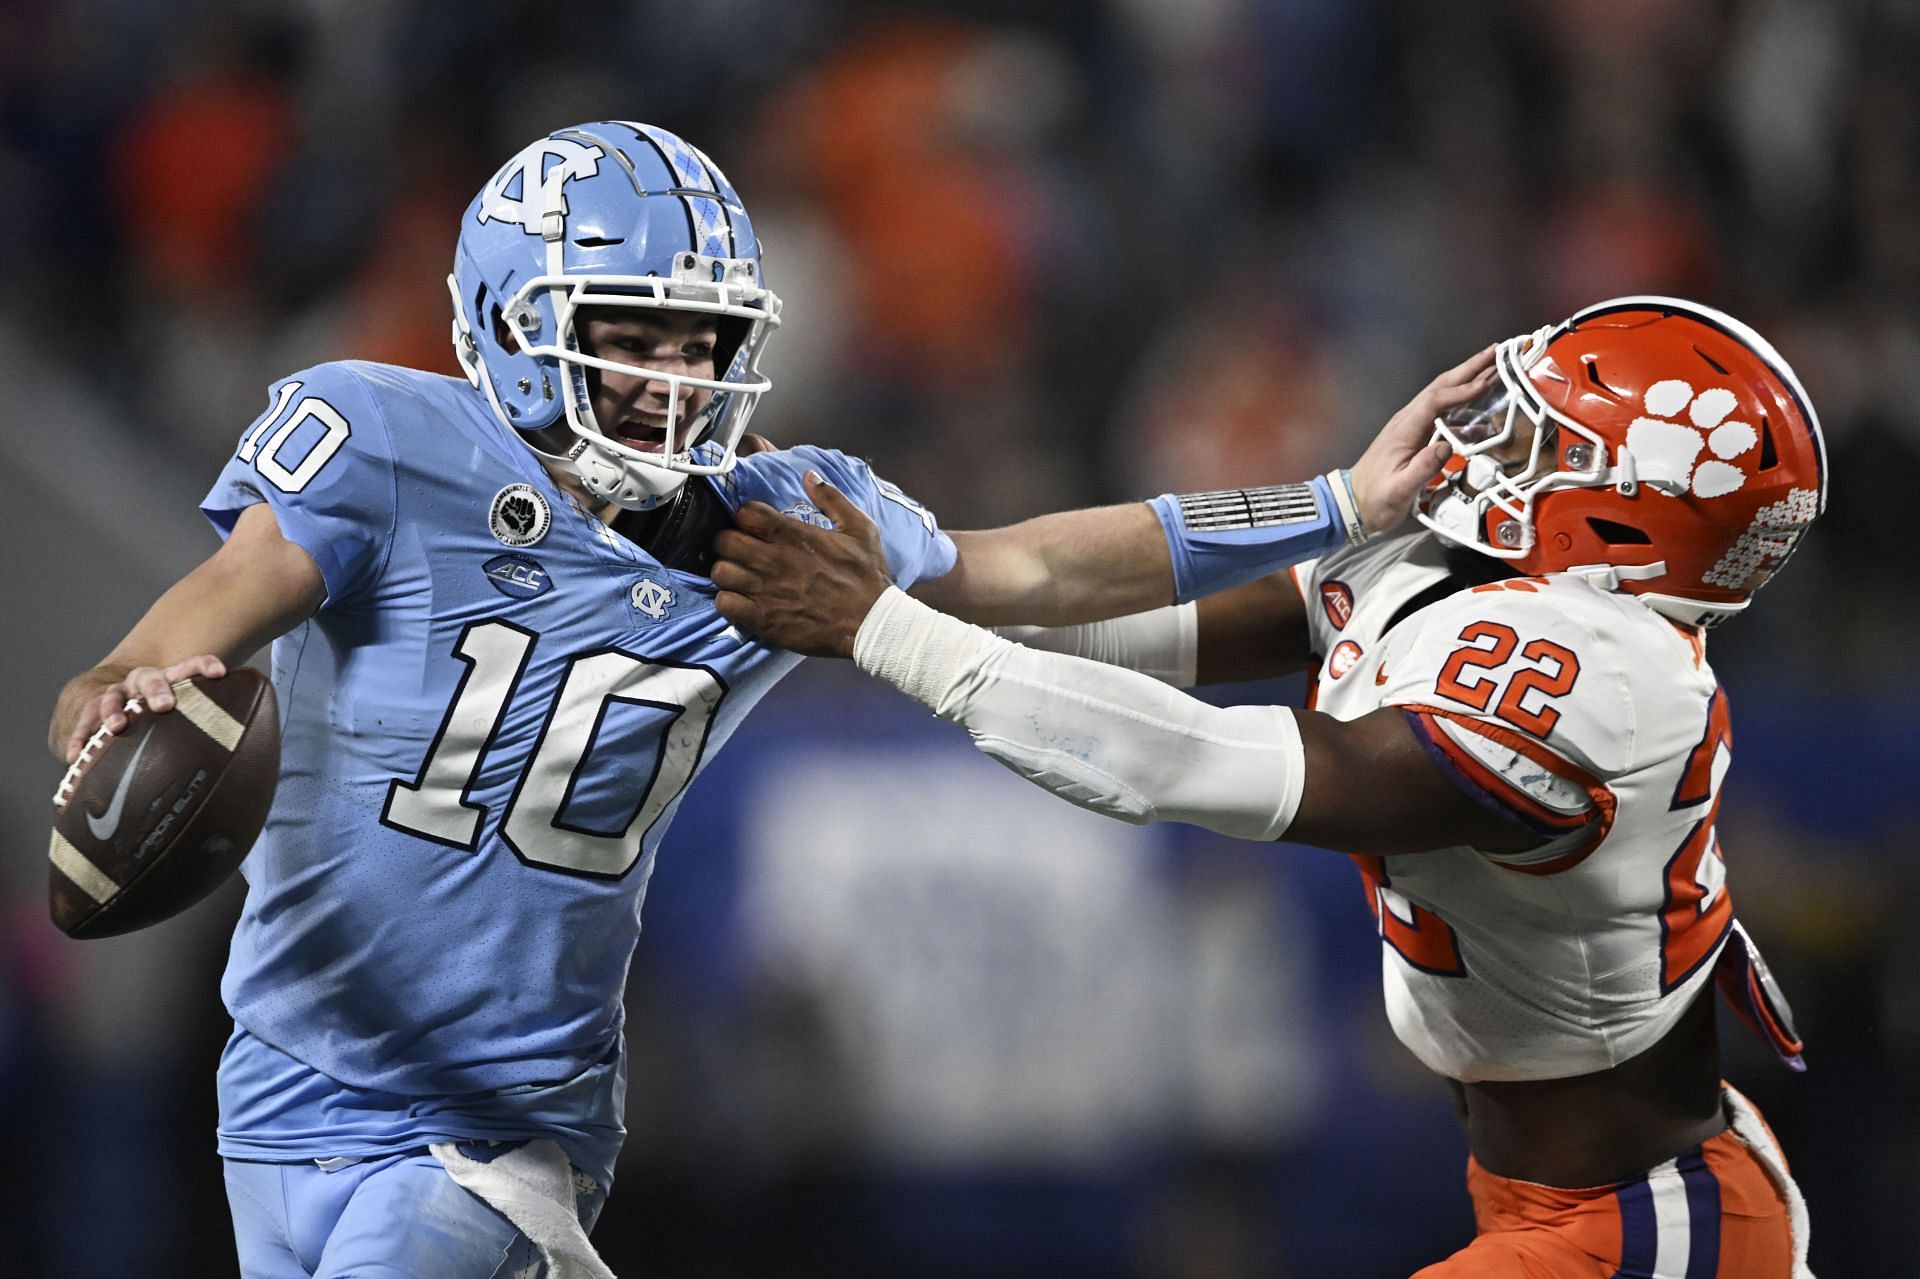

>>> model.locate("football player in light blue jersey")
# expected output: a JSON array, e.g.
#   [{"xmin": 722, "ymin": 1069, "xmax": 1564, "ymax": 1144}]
[{"xmin": 49, "ymin": 120, "xmax": 1454, "ymax": 1276}]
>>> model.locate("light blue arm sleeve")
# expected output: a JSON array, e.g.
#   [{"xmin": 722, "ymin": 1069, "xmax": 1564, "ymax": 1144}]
[{"xmin": 201, "ymin": 363, "xmax": 399, "ymax": 607}]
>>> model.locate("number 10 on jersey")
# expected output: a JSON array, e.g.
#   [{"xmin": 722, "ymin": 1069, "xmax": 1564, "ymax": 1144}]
[{"xmin": 382, "ymin": 620, "xmax": 727, "ymax": 878}]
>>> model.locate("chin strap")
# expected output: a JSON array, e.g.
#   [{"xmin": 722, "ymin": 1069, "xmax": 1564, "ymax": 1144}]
[
  {"xmin": 570, "ymin": 438, "xmax": 688, "ymax": 511},
  {"xmin": 447, "ymin": 274, "xmax": 485, "ymax": 390}
]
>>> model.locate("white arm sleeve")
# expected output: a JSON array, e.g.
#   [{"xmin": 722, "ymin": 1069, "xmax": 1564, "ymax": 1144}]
[
  {"xmin": 854, "ymin": 588, "xmax": 1303, "ymax": 840},
  {"xmin": 992, "ymin": 602, "xmax": 1198, "ymax": 687}
]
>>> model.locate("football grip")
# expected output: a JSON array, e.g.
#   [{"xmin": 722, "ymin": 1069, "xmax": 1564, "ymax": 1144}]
[{"xmin": 49, "ymin": 669, "xmax": 280, "ymax": 939}]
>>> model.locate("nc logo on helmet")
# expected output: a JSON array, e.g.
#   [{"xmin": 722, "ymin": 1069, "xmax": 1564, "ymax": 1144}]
[{"xmin": 479, "ymin": 138, "xmax": 604, "ymax": 232}]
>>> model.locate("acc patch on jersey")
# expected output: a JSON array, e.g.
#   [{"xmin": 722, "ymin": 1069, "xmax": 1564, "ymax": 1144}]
[
  {"xmin": 490, "ymin": 484, "xmax": 551, "ymax": 547},
  {"xmin": 1321, "ymin": 581, "xmax": 1355, "ymax": 630},
  {"xmin": 482, "ymin": 553, "xmax": 553, "ymax": 599}
]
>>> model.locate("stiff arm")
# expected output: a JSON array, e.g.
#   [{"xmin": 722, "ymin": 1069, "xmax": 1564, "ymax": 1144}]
[
  {"xmin": 912, "ymin": 349, "xmax": 1492, "ymax": 629},
  {"xmin": 713, "ymin": 472, "xmax": 1535, "ymax": 858},
  {"xmin": 853, "ymin": 583, "xmax": 1538, "ymax": 856}
]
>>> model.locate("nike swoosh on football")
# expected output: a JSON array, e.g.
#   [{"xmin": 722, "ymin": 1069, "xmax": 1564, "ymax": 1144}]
[{"xmin": 86, "ymin": 728, "xmax": 156, "ymax": 842}]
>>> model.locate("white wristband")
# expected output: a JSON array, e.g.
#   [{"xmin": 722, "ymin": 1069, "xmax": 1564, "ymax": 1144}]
[{"xmin": 1324, "ymin": 468, "xmax": 1368, "ymax": 545}]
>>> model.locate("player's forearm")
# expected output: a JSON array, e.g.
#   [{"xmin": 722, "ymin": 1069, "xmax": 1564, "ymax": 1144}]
[
  {"xmin": 927, "ymin": 504, "xmax": 1174, "ymax": 627},
  {"xmin": 854, "ymin": 587, "xmax": 1306, "ymax": 839},
  {"xmin": 993, "ymin": 603, "xmax": 1199, "ymax": 687},
  {"xmin": 48, "ymin": 507, "xmax": 324, "ymax": 756},
  {"xmin": 100, "ymin": 553, "xmax": 320, "ymax": 674},
  {"xmin": 849, "ymin": 589, "xmax": 1545, "ymax": 855},
  {"xmin": 929, "ymin": 472, "xmax": 1358, "ymax": 628}
]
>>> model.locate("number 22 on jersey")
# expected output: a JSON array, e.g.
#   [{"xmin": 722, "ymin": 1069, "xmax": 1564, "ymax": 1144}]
[
  {"xmin": 1394, "ymin": 614, "xmax": 1735, "ymax": 991},
  {"xmin": 382, "ymin": 620, "xmax": 727, "ymax": 878},
  {"xmin": 1352, "ymin": 613, "xmax": 1589, "ymax": 979}
]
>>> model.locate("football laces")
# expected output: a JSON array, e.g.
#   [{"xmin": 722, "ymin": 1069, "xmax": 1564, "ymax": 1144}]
[{"xmin": 52, "ymin": 697, "xmax": 143, "ymax": 812}]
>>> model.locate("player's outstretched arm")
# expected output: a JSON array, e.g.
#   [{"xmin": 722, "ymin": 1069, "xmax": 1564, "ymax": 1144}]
[
  {"xmin": 49, "ymin": 503, "xmax": 325, "ymax": 764},
  {"xmin": 913, "ymin": 346, "xmax": 1492, "ymax": 628},
  {"xmin": 714, "ymin": 472, "xmax": 1533, "ymax": 852},
  {"xmin": 854, "ymin": 584, "xmax": 1538, "ymax": 856}
]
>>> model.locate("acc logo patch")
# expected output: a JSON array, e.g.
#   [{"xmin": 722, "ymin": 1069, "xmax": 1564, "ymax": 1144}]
[
  {"xmin": 1321, "ymin": 581, "xmax": 1355, "ymax": 631},
  {"xmin": 630, "ymin": 577, "xmax": 674, "ymax": 621},
  {"xmin": 483, "ymin": 554, "xmax": 553, "ymax": 600},
  {"xmin": 490, "ymin": 484, "xmax": 551, "ymax": 547},
  {"xmin": 1327, "ymin": 640, "xmax": 1364, "ymax": 681}
]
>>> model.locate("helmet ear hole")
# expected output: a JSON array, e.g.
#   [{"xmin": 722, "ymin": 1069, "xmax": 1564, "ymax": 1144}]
[
  {"xmin": 1586, "ymin": 517, "xmax": 1653, "ymax": 546},
  {"xmin": 1757, "ymin": 415, "xmax": 1779, "ymax": 471}
]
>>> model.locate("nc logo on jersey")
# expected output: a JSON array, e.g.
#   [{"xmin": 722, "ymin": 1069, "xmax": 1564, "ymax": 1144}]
[
  {"xmin": 482, "ymin": 554, "xmax": 553, "ymax": 600},
  {"xmin": 479, "ymin": 138, "xmax": 604, "ymax": 233},
  {"xmin": 630, "ymin": 578, "xmax": 674, "ymax": 621},
  {"xmin": 490, "ymin": 484, "xmax": 552, "ymax": 547},
  {"xmin": 1321, "ymin": 581, "xmax": 1355, "ymax": 631}
]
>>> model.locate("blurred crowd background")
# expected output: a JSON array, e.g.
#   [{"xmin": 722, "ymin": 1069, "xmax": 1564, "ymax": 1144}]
[{"xmin": 4, "ymin": 0, "xmax": 1916, "ymax": 1274}]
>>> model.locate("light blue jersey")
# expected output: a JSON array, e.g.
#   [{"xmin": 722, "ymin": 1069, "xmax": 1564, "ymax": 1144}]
[{"xmin": 202, "ymin": 361, "xmax": 953, "ymax": 1182}]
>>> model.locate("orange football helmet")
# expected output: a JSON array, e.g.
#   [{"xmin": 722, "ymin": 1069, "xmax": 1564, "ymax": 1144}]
[{"xmin": 1417, "ymin": 296, "xmax": 1827, "ymax": 626}]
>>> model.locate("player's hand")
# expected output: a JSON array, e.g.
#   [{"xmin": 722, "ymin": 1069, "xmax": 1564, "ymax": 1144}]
[
  {"xmin": 712, "ymin": 472, "xmax": 893, "ymax": 658},
  {"xmin": 737, "ymin": 432, "xmax": 779, "ymax": 457},
  {"xmin": 52, "ymin": 655, "xmax": 228, "ymax": 764},
  {"xmin": 1347, "ymin": 346, "xmax": 1497, "ymax": 535}
]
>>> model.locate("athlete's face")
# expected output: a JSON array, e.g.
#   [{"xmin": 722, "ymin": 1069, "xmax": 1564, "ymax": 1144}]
[
  {"xmin": 577, "ymin": 309, "xmax": 718, "ymax": 453},
  {"xmin": 1438, "ymin": 373, "xmax": 1547, "ymax": 495}
]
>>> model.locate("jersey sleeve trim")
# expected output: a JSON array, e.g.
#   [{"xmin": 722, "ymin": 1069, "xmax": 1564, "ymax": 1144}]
[
  {"xmin": 1667, "ymin": 617, "xmax": 1706, "ymax": 669},
  {"xmin": 1400, "ymin": 705, "xmax": 1618, "ymax": 874},
  {"xmin": 1287, "ymin": 562, "xmax": 1313, "ymax": 605}
]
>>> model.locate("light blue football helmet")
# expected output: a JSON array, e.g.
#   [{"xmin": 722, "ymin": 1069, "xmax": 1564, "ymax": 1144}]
[{"xmin": 449, "ymin": 121, "xmax": 782, "ymax": 509}]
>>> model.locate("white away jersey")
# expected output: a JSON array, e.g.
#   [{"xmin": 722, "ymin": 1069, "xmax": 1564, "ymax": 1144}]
[{"xmin": 1294, "ymin": 531, "xmax": 1734, "ymax": 1082}]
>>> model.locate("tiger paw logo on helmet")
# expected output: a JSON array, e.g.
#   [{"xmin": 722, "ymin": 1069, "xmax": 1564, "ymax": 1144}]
[
  {"xmin": 1416, "ymin": 296, "xmax": 1829, "ymax": 627},
  {"xmin": 1627, "ymin": 380, "xmax": 1762, "ymax": 500}
]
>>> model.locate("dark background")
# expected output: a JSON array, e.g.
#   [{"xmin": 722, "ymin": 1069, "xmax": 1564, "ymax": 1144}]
[{"xmin": 3, "ymin": 0, "xmax": 1915, "ymax": 1274}]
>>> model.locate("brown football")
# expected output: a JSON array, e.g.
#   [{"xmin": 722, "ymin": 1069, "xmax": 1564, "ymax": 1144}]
[{"xmin": 49, "ymin": 669, "xmax": 279, "ymax": 939}]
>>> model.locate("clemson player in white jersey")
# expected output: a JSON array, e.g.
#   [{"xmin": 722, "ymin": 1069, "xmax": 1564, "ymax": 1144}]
[{"xmin": 709, "ymin": 298, "xmax": 1824, "ymax": 1276}]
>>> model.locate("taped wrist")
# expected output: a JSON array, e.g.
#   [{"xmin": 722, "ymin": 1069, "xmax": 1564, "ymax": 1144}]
[
  {"xmin": 1149, "ymin": 474, "xmax": 1354, "ymax": 603},
  {"xmin": 992, "ymin": 602, "xmax": 1199, "ymax": 687},
  {"xmin": 855, "ymin": 588, "xmax": 1306, "ymax": 840}
]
